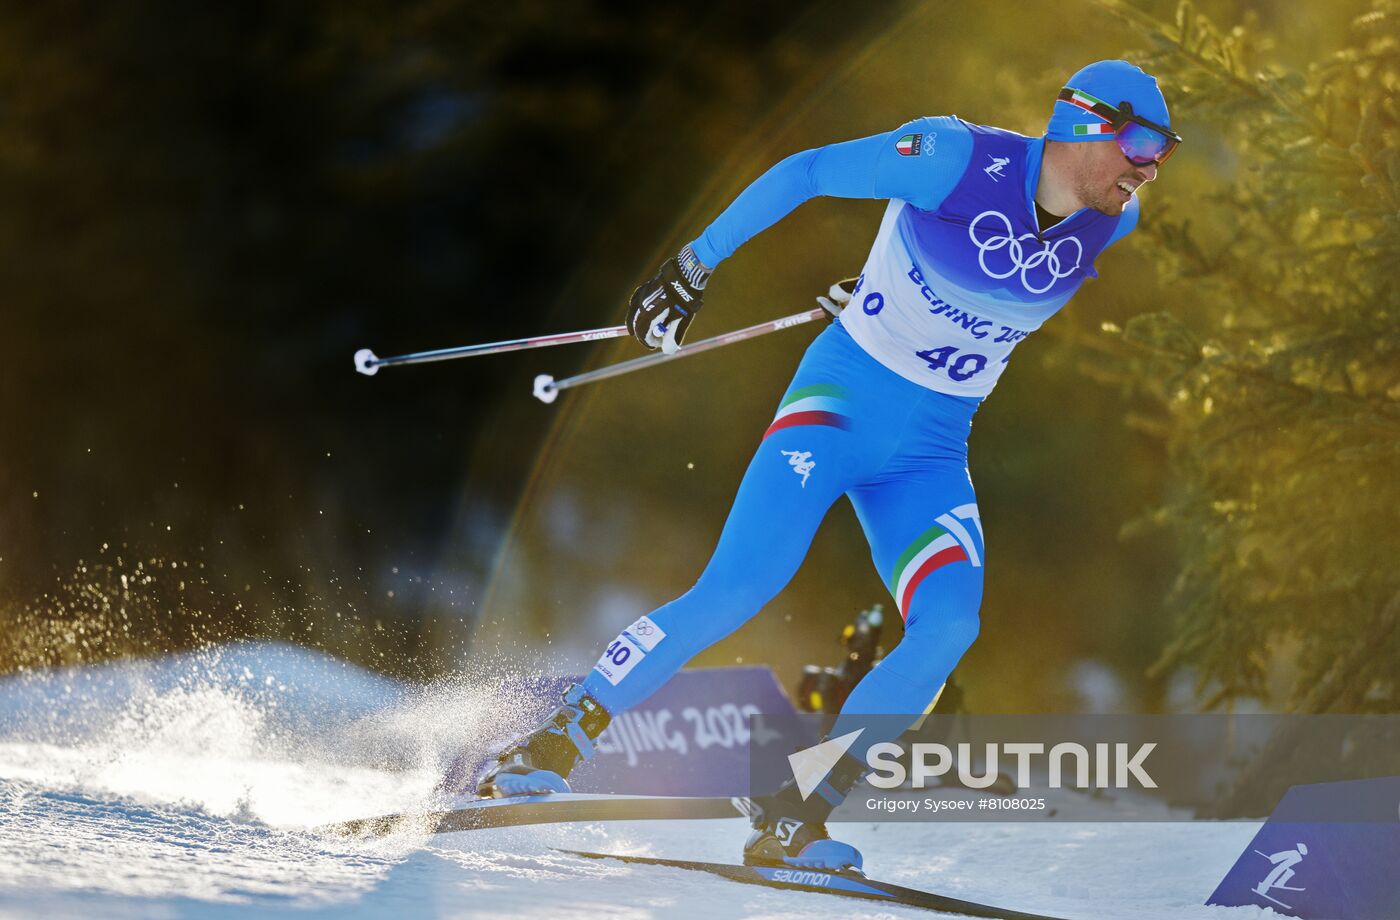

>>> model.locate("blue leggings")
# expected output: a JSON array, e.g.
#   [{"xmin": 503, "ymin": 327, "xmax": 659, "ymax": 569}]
[{"xmin": 581, "ymin": 321, "xmax": 985, "ymax": 762}]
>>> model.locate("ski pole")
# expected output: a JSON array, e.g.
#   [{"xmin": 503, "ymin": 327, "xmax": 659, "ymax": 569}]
[
  {"xmin": 354, "ymin": 324, "xmax": 630, "ymax": 376},
  {"xmin": 532, "ymin": 307, "xmax": 827, "ymax": 404}
]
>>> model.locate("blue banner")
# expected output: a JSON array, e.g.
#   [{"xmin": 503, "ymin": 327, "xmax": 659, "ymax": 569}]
[
  {"xmin": 1207, "ymin": 776, "xmax": 1400, "ymax": 919},
  {"xmin": 442, "ymin": 666, "xmax": 797, "ymax": 797}
]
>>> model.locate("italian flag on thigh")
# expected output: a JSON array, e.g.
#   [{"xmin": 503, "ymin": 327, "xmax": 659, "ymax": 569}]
[{"xmin": 888, "ymin": 517, "xmax": 980, "ymax": 620}]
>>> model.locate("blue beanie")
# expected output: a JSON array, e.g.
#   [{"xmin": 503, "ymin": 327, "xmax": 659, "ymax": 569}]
[{"xmin": 1046, "ymin": 60, "xmax": 1171, "ymax": 142}]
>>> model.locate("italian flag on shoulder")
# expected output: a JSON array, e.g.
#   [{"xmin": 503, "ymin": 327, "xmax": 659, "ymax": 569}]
[{"xmin": 895, "ymin": 133, "xmax": 922, "ymax": 156}]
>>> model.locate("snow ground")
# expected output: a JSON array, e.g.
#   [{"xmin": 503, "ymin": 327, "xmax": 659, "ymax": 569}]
[{"xmin": 0, "ymin": 644, "xmax": 1283, "ymax": 920}]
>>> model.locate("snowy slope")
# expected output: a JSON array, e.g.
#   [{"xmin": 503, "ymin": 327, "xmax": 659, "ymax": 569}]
[{"xmin": 0, "ymin": 644, "xmax": 1280, "ymax": 919}]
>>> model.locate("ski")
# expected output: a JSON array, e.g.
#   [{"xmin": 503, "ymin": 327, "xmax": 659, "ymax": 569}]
[
  {"xmin": 318, "ymin": 793, "xmax": 742, "ymax": 838},
  {"xmin": 558, "ymin": 849, "xmax": 1074, "ymax": 920}
]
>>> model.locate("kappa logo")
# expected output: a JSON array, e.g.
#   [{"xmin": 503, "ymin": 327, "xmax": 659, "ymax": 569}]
[
  {"xmin": 1251, "ymin": 843, "xmax": 1309, "ymax": 909},
  {"xmin": 968, "ymin": 209, "xmax": 1083, "ymax": 294},
  {"xmin": 781, "ymin": 449, "xmax": 815, "ymax": 487},
  {"xmin": 983, "ymin": 154, "xmax": 1010, "ymax": 181}
]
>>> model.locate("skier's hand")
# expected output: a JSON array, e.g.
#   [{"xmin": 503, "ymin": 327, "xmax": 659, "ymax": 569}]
[
  {"xmin": 816, "ymin": 276, "xmax": 859, "ymax": 322},
  {"xmin": 626, "ymin": 244, "xmax": 710, "ymax": 354}
]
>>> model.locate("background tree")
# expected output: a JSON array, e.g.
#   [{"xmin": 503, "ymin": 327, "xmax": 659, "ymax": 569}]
[{"xmin": 1076, "ymin": 0, "xmax": 1400, "ymax": 712}]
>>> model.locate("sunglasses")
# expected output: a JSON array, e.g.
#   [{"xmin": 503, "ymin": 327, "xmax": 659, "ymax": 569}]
[{"xmin": 1057, "ymin": 87, "xmax": 1183, "ymax": 166}]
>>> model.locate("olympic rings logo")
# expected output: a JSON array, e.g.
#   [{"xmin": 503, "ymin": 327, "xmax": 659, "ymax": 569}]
[{"xmin": 967, "ymin": 210, "xmax": 1082, "ymax": 294}]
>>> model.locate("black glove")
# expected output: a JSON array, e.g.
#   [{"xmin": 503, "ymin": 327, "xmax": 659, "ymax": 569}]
[{"xmin": 626, "ymin": 244, "xmax": 711, "ymax": 353}]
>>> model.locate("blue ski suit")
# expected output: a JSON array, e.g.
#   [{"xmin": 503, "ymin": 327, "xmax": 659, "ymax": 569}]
[{"xmin": 582, "ymin": 116, "xmax": 1138, "ymax": 762}]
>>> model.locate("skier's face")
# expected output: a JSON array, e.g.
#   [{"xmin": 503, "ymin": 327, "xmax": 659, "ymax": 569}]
[{"xmin": 1076, "ymin": 139, "xmax": 1158, "ymax": 216}]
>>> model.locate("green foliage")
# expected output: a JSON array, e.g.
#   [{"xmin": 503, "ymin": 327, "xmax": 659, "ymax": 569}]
[{"xmin": 1093, "ymin": 0, "xmax": 1400, "ymax": 711}]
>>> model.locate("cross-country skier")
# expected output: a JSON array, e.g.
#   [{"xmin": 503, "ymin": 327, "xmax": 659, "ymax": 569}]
[{"xmin": 478, "ymin": 60, "xmax": 1180, "ymax": 872}]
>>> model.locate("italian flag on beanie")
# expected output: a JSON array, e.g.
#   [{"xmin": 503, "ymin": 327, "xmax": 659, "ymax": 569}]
[{"xmin": 1045, "ymin": 59, "xmax": 1171, "ymax": 142}]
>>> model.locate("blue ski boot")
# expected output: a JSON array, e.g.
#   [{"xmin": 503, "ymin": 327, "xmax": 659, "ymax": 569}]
[
  {"xmin": 743, "ymin": 811, "xmax": 864, "ymax": 872},
  {"xmin": 477, "ymin": 684, "xmax": 611, "ymax": 798},
  {"xmin": 740, "ymin": 751, "xmax": 864, "ymax": 872}
]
